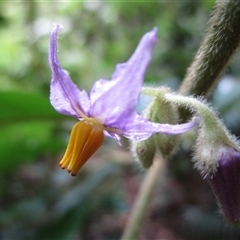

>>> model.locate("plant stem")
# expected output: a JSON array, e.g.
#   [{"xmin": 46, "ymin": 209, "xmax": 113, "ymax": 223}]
[
  {"xmin": 179, "ymin": 0, "xmax": 240, "ymax": 97},
  {"xmin": 120, "ymin": 156, "xmax": 166, "ymax": 240}
]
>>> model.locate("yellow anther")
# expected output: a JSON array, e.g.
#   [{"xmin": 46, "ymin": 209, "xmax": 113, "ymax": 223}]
[{"xmin": 59, "ymin": 120, "xmax": 104, "ymax": 176}]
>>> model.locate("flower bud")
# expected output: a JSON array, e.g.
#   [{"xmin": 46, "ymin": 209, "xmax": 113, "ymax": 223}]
[
  {"xmin": 144, "ymin": 87, "xmax": 179, "ymax": 158},
  {"xmin": 131, "ymin": 136, "xmax": 156, "ymax": 169},
  {"xmin": 206, "ymin": 146, "xmax": 240, "ymax": 224},
  {"xmin": 194, "ymin": 117, "xmax": 240, "ymax": 223}
]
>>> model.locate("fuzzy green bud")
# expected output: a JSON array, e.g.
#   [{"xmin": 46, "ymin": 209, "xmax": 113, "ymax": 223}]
[
  {"xmin": 144, "ymin": 87, "xmax": 179, "ymax": 158},
  {"xmin": 132, "ymin": 87, "xmax": 181, "ymax": 169},
  {"xmin": 131, "ymin": 136, "xmax": 156, "ymax": 169},
  {"xmin": 194, "ymin": 115, "xmax": 239, "ymax": 177}
]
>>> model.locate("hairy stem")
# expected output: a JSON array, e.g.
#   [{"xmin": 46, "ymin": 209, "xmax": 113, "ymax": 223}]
[
  {"xmin": 179, "ymin": 0, "xmax": 240, "ymax": 97},
  {"xmin": 121, "ymin": 157, "xmax": 166, "ymax": 240}
]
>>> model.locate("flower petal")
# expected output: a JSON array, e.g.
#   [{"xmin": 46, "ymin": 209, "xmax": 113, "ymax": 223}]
[
  {"xmin": 89, "ymin": 28, "xmax": 158, "ymax": 126},
  {"xmin": 104, "ymin": 131, "xmax": 122, "ymax": 145},
  {"xmin": 122, "ymin": 115, "xmax": 198, "ymax": 141},
  {"xmin": 49, "ymin": 24, "xmax": 90, "ymax": 118},
  {"xmin": 89, "ymin": 79, "xmax": 114, "ymax": 104}
]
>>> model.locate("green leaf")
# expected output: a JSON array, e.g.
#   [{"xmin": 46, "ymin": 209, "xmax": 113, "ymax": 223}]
[
  {"xmin": 0, "ymin": 91, "xmax": 68, "ymax": 172},
  {"xmin": 0, "ymin": 91, "xmax": 67, "ymax": 124},
  {"xmin": 0, "ymin": 121, "xmax": 64, "ymax": 172}
]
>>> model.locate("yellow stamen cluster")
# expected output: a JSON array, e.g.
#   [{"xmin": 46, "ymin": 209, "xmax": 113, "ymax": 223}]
[{"xmin": 59, "ymin": 119, "xmax": 104, "ymax": 176}]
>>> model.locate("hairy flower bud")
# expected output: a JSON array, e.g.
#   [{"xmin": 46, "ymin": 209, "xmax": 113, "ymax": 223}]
[
  {"xmin": 194, "ymin": 116, "xmax": 240, "ymax": 223},
  {"xmin": 144, "ymin": 87, "xmax": 179, "ymax": 158},
  {"xmin": 206, "ymin": 146, "xmax": 240, "ymax": 224},
  {"xmin": 132, "ymin": 87, "xmax": 183, "ymax": 168},
  {"xmin": 131, "ymin": 136, "xmax": 156, "ymax": 169}
]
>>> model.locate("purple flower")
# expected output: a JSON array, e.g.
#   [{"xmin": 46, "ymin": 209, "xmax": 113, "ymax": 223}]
[
  {"xmin": 49, "ymin": 24, "xmax": 197, "ymax": 176},
  {"xmin": 207, "ymin": 146, "xmax": 240, "ymax": 223}
]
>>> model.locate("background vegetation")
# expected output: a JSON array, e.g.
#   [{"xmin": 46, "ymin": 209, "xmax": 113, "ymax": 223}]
[{"xmin": 1, "ymin": 1, "xmax": 240, "ymax": 239}]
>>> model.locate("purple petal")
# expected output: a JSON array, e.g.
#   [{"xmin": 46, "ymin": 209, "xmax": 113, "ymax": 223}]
[
  {"xmin": 49, "ymin": 24, "xmax": 90, "ymax": 118},
  {"xmin": 104, "ymin": 131, "xmax": 122, "ymax": 145},
  {"xmin": 89, "ymin": 79, "xmax": 114, "ymax": 104},
  {"xmin": 89, "ymin": 28, "xmax": 158, "ymax": 126},
  {"xmin": 207, "ymin": 147, "xmax": 240, "ymax": 223},
  {"xmin": 121, "ymin": 115, "xmax": 198, "ymax": 141}
]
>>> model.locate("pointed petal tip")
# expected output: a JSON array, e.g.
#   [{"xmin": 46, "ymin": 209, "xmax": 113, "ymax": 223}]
[
  {"xmin": 52, "ymin": 23, "xmax": 63, "ymax": 32},
  {"xmin": 151, "ymin": 27, "xmax": 158, "ymax": 34},
  {"xmin": 49, "ymin": 24, "xmax": 62, "ymax": 64},
  {"xmin": 50, "ymin": 24, "xmax": 63, "ymax": 45},
  {"xmin": 140, "ymin": 27, "xmax": 158, "ymax": 50},
  {"xmin": 146, "ymin": 26, "xmax": 158, "ymax": 43}
]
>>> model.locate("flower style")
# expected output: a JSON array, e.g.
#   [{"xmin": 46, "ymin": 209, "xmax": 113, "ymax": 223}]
[{"xmin": 49, "ymin": 24, "xmax": 197, "ymax": 176}]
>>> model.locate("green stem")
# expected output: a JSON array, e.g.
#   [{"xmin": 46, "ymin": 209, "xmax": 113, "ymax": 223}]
[
  {"xmin": 120, "ymin": 157, "xmax": 166, "ymax": 240},
  {"xmin": 165, "ymin": 92, "xmax": 240, "ymax": 150}
]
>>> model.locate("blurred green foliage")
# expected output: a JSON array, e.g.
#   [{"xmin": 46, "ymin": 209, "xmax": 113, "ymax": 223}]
[{"xmin": 2, "ymin": 1, "xmax": 240, "ymax": 240}]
